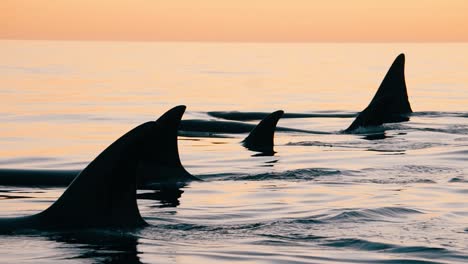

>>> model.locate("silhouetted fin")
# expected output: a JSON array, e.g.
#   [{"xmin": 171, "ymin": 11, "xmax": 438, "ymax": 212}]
[
  {"xmin": 29, "ymin": 121, "xmax": 159, "ymax": 230},
  {"xmin": 136, "ymin": 106, "xmax": 199, "ymax": 188},
  {"xmin": 242, "ymin": 110, "xmax": 284, "ymax": 154},
  {"xmin": 345, "ymin": 54, "xmax": 413, "ymax": 132}
]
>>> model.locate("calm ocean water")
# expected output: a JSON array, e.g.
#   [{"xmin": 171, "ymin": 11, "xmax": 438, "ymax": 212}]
[{"xmin": 0, "ymin": 40, "xmax": 468, "ymax": 263}]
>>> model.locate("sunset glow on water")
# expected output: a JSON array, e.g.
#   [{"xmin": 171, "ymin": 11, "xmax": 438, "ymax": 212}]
[{"xmin": 0, "ymin": 41, "xmax": 468, "ymax": 263}]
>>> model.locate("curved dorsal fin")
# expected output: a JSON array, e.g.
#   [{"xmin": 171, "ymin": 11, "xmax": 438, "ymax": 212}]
[
  {"xmin": 346, "ymin": 54, "xmax": 412, "ymax": 132},
  {"xmin": 242, "ymin": 110, "xmax": 284, "ymax": 154},
  {"xmin": 36, "ymin": 121, "xmax": 159, "ymax": 229},
  {"xmin": 136, "ymin": 105, "xmax": 199, "ymax": 187}
]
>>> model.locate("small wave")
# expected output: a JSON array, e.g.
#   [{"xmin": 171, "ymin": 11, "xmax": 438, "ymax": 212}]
[
  {"xmin": 322, "ymin": 238, "xmax": 393, "ymax": 251},
  {"xmin": 362, "ymin": 178, "xmax": 436, "ymax": 184},
  {"xmin": 290, "ymin": 217, "xmax": 325, "ymax": 225},
  {"xmin": 147, "ymin": 221, "xmax": 268, "ymax": 233},
  {"xmin": 388, "ymin": 246, "xmax": 449, "ymax": 254},
  {"xmin": 250, "ymin": 238, "xmax": 298, "ymax": 246},
  {"xmin": 350, "ymin": 165, "xmax": 461, "ymax": 184},
  {"xmin": 322, "ymin": 238, "xmax": 453, "ymax": 258},
  {"xmin": 345, "ymin": 126, "xmax": 388, "ymax": 135},
  {"xmin": 413, "ymin": 111, "xmax": 468, "ymax": 118},
  {"xmin": 414, "ymin": 125, "xmax": 468, "ymax": 135},
  {"xmin": 286, "ymin": 141, "xmax": 334, "ymax": 147},
  {"xmin": 260, "ymin": 233, "xmax": 326, "ymax": 242},
  {"xmin": 159, "ymin": 223, "xmax": 208, "ymax": 231},
  {"xmin": 321, "ymin": 207, "xmax": 422, "ymax": 222},
  {"xmin": 287, "ymin": 140, "xmax": 445, "ymax": 152},
  {"xmin": 449, "ymin": 177, "xmax": 468, "ymax": 183},
  {"xmin": 221, "ymin": 168, "xmax": 341, "ymax": 181}
]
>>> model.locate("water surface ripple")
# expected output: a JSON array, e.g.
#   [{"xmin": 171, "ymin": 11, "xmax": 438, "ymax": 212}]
[{"xmin": 1, "ymin": 41, "xmax": 468, "ymax": 263}]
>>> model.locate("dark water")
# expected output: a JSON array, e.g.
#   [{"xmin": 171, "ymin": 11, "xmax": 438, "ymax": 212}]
[{"xmin": 0, "ymin": 41, "xmax": 468, "ymax": 263}]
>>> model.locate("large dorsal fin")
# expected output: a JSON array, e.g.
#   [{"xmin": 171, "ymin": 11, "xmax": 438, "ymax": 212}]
[
  {"xmin": 34, "ymin": 121, "xmax": 159, "ymax": 229},
  {"xmin": 242, "ymin": 110, "xmax": 284, "ymax": 154},
  {"xmin": 345, "ymin": 54, "xmax": 413, "ymax": 132},
  {"xmin": 136, "ymin": 105, "xmax": 199, "ymax": 187}
]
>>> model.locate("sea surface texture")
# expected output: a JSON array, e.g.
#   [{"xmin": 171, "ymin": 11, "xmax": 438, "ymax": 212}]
[{"xmin": 0, "ymin": 41, "xmax": 468, "ymax": 263}]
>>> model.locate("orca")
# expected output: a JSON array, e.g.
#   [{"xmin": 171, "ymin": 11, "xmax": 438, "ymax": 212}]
[
  {"xmin": 198, "ymin": 54, "xmax": 412, "ymax": 133},
  {"xmin": 0, "ymin": 109, "xmax": 281, "ymax": 188},
  {"xmin": 0, "ymin": 54, "xmax": 413, "ymax": 188},
  {"xmin": 179, "ymin": 116, "xmax": 326, "ymax": 135},
  {"xmin": 180, "ymin": 110, "xmax": 315, "ymax": 154},
  {"xmin": 0, "ymin": 120, "xmax": 156, "ymax": 232},
  {"xmin": 0, "ymin": 106, "xmax": 199, "ymax": 188},
  {"xmin": 345, "ymin": 53, "xmax": 412, "ymax": 132},
  {"xmin": 207, "ymin": 111, "xmax": 357, "ymax": 121}
]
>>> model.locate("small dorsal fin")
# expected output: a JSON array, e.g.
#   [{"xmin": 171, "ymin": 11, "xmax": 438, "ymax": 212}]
[
  {"xmin": 242, "ymin": 110, "xmax": 284, "ymax": 154},
  {"xmin": 136, "ymin": 105, "xmax": 199, "ymax": 187},
  {"xmin": 35, "ymin": 121, "xmax": 159, "ymax": 229},
  {"xmin": 346, "ymin": 54, "xmax": 412, "ymax": 132}
]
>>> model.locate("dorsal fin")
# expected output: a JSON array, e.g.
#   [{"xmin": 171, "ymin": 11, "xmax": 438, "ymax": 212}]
[
  {"xmin": 242, "ymin": 110, "xmax": 284, "ymax": 154},
  {"xmin": 136, "ymin": 105, "xmax": 199, "ymax": 187},
  {"xmin": 34, "ymin": 121, "xmax": 159, "ymax": 229},
  {"xmin": 345, "ymin": 54, "xmax": 413, "ymax": 132}
]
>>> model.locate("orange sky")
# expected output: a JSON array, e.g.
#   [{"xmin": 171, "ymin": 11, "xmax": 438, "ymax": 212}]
[{"xmin": 2, "ymin": 0, "xmax": 468, "ymax": 42}]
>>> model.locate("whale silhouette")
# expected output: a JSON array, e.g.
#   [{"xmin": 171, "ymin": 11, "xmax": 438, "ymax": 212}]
[
  {"xmin": 179, "ymin": 117, "xmax": 322, "ymax": 135},
  {"xmin": 180, "ymin": 110, "xmax": 304, "ymax": 154},
  {"xmin": 207, "ymin": 111, "xmax": 357, "ymax": 121},
  {"xmin": 0, "ymin": 123, "xmax": 155, "ymax": 232},
  {"xmin": 0, "ymin": 106, "xmax": 198, "ymax": 188},
  {"xmin": 190, "ymin": 54, "xmax": 412, "ymax": 133},
  {"xmin": 0, "ymin": 54, "xmax": 413, "ymax": 188},
  {"xmin": 0, "ymin": 108, "xmax": 281, "ymax": 187}
]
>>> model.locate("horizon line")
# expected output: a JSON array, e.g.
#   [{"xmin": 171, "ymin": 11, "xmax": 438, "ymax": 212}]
[{"xmin": 2, "ymin": 38, "xmax": 468, "ymax": 44}]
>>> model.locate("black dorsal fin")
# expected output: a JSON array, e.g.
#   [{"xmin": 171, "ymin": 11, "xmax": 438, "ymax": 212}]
[
  {"xmin": 36, "ymin": 121, "xmax": 158, "ymax": 229},
  {"xmin": 136, "ymin": 105, "xmax": 199, "ymax": 187},
  {"xmin": 346, "ymin": 54, "xmax": 413, "ymax": 132},
  {"xmin": 242, "ymin": 110, "xmax": 284, "ymax": 154}
]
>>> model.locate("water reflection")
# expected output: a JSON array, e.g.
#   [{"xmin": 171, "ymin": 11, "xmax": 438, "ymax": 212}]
[
  {"xmin": 44, "ymin": 230, "xmax": 143, "ymax": 264},
  {"xmin": 259, "ymin": 159, "xmax": 279, "ymax": 167},
  {"xmin": 250, "ymin": 151, "xmax": 276, "ymax": 157},
  {"xmin": 361, "ymin": 132, "xmax": 389, "ymax": 141},
  {"xmin": 137, "ymin": 184, "xmax": 186, "ymax": 208},
  {"xmin": 0, "ymin": 189, "xmax": 43, "ymax": 201}
]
